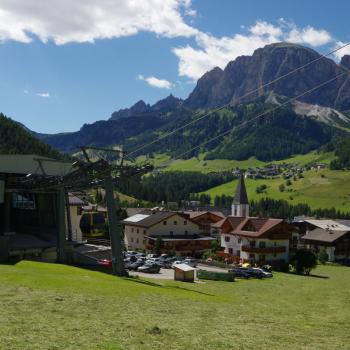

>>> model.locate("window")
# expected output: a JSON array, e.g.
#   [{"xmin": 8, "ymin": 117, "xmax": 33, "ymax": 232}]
[
  {"xmin": 238, "ymin": 238, "xmax": 242, "ymax": 244},
  {"xmin": 131, "ymin": 237, "xmax": 134, "ymax": 243},
  {"xmin": 228, "ymin": 248, "xmax": 233, "ymax": 255},
  {"xmin": 143, "ymin": 230, "xmax": 146, "ymax": 234},
  {"xmin": 225, "ymin": 236, "xmax": 230, "ymax": 242},
  {"xmin": 174, "ymin": 220, "xmax": 177, "ymax": 225},
  {"xmin": 131, "ymin": 228, "xmax": 134, "ymax": 233},
  {"xmin": 273, "ymin": 253, "xmax": 277, "ymax": 257},
  {"xmin": 249, "ymin": 240, "xmax": 256, "ymax": 247},
  {"xmin": 184, "ymin": 230, "xmax": 188, "ymax": 235},
  {"xmin": 259, "ymin": 241, "xmax": 266, "ymax": 248},
  {"xmin": 136, "ymin": 238, "xmax": 139, "ymax": 244},
  {"xmin": 184, "ymin": 220, "xmax": 187, "ymax": 225},
  {"xmin": 170, "ymin": 231, "xmax": 173, "ymax": 236},
  {"xmin": 274, "ymin": 242, "xmax": 277, "ymax": 246},
  {"xmin": 236, "ymin": 250, "xmax": 241, "ymax": 257},
  {"xmin": 234, "ymin": 207, "xmax": 237, "ymax": 216},
  {"xmin": 136, "ymin": 228, "xmax": 139, "ymax": 233},
  {"xmin": 163, "ymin": 221, "xmax": 167, "ymax": 225},
  {"xmin": 12, "ymin": 192, "xmax": 36, "ymax": 210}
]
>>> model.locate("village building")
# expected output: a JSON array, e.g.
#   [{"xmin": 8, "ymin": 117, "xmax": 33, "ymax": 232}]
[
  {"xmin": 184, "ymin": 210, "xmax": 225, "ymax": 235},
  {"xmin": 216, "ymin": 172, "xmax": 293, "ymax": 265},
  {"xmin": 122, "ymin": 210, "xmax": 215, "ymax": 256},
  {"xmin": 293, "ymin": 217, "xmax": 350, "ymax": 262}
]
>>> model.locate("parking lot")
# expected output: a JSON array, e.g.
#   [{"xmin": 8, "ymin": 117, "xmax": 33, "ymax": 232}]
[{"xmin": 128, "ymin": 263, "xmax": 229, "ymax": 280}]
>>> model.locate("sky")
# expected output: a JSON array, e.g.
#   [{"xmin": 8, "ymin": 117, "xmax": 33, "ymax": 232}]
[{"xmin": 0, "ymin": 0, "xmax": 350, "ymax": 134}]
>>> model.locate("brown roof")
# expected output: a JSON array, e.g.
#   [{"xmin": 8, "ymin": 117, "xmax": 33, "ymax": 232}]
[
  {"xmin": 122, "ymin": 211, "xmax": 192, "ymax": 229},
  {"xmin": 302, "ymin": 228, "xmax": 349, "ymax": 243},
  {"xmin": 216, "ymin": 216, "xmax": 284, "ymax": 238},
  {"xmin": 184, "ymin": 211, "xmax": 225, "ymax": 220}
]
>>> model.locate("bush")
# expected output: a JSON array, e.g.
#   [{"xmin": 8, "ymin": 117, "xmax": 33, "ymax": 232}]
[
  {"xmin": 279, "ymin": 184, "xmax": 285, "ymax": 192},
  {"xmin": 286, "ymin": 179, "xmax": 292, "ymax": 186},
  {"xmin": 290, "ymin": 249, "xmax": 317, "ymax": 275},
  {"xmin": 318, "ymin": 248, "xmax": 329, "ymax": 264}
]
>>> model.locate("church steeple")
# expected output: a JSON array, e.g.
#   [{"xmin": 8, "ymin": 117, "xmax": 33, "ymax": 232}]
[{"xmin": 232, "ymin": 172, "xmax": 249, "ymax": 217}]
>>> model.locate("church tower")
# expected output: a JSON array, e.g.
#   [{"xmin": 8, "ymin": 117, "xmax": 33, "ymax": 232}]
[{"xmin": 231, "ymin": 172, "xmax": 249, "ymax": 217}]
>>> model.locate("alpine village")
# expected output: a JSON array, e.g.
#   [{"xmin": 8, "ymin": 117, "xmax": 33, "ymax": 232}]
[{"xmin": 1, "ymin": 2, "xmax": 350, "ymax": 349}]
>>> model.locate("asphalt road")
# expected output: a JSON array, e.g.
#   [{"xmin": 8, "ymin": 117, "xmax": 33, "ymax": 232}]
[{"xmin": 128, "ymin": 263, "xmax": 229, "ymax": 280}]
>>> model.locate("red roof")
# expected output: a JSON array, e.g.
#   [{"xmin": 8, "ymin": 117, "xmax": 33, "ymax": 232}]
[{"xmin": 216, "ymin": 216, "xmax": 284, "ymax": 238}]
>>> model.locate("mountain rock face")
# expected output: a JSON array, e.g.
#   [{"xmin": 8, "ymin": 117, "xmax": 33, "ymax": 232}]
[
  {"xmin": 184, "ymin": 43, "xmax": 350, "ymax": 111},
  {"xmin": 151, "ymin": 94, "xmax": 183, "ymax": 112},
  {"xmin": 341, "ymin": 55, "xmax": 350, "ymax": 70},
  {"xmin": 110, "ymin": 100, "xmax": 151, "ymax": 120},
  {"xmin": 110, "ymin": 95, "xmax": 183, "ymax": 121}
]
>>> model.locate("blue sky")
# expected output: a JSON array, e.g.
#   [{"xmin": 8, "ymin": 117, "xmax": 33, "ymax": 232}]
[{"xmin": 0, "ymin": 0, "xmax": 349, "ymax": 133}]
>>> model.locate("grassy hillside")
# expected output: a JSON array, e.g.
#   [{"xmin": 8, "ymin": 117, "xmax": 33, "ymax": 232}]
[
  {"xmin": 202, "ymin": 168, "xmax": 350, "ymax": 210},
  {"xmin": 0, "ymin": 261, "xmax": 349, "ymax": 349},
  {"xmin": 138, "ymin": 151, "xmax": 335, "ymax": 174}
]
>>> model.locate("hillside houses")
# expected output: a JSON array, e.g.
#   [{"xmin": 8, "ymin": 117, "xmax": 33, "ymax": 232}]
[{"xmin": 213, "ymin": 173, "xmax": 293, "ymax": 265}]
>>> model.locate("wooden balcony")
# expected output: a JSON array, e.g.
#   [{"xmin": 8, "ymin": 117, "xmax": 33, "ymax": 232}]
[{"xmin": 241, "ymin": 245, "xmax": 286, "ymax": 254}]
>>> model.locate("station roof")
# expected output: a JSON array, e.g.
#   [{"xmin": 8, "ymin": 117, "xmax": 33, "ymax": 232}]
[{"xmin": 0, "ymin": 154, "xmax": 73, "ymax": 176}]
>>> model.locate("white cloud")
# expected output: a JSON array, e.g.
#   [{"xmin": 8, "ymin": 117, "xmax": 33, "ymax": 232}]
[
  {"xmin": 249, "ymin": 21, "xmax": 283, "ymax": 38},
  {"xmin": 173, "ymin": 21, "xmax": 335, "ymax": 80},
  {"xmin": 0, "ymin": 0, "xmax": 197, "ymax": 44},
  {"xmin": 332, "ymin": 41, "xmax": 350, "ymax": 61},
  {"xmin": 36, "ymin": 92, "xmax": 50, "ymax": 98},
  {"xmin": 23, "ymin": 89, "xmax": 29, "ymax": 94},
  {"xmin": 138, "ymin": 74, "xmax": 174, "ymax": 89},
  {"xmin": 286, "ymin": 25, "xmax": 332, "ymax": 47}
]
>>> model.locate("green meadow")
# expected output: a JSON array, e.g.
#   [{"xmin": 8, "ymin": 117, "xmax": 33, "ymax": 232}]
[
  {"xmin": 0, "ymin": 261, "xmax": 349, "ymax": 349},
  {"xmin": 137, "ymin": 151, "xmax": 335, "ymax": 174},
  {"xmin": 201, "ymin": 168, "xmax": 350, "ymax": 210}
]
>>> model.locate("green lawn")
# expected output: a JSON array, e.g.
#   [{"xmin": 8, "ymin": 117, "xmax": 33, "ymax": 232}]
[
  {"xmin": 1, "ymin": 261, "xmax": 349, "ymax": 349},
  {"xmin": 202, "ymin": 168, "xmax": 350, "ymax": 210}
]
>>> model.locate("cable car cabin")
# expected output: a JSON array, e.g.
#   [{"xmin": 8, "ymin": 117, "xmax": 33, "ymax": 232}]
[{"xmin": 80, "ymin": 211, "xmax": 108, "ymax": 238}]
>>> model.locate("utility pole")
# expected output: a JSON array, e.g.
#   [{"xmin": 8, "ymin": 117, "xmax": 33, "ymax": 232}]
[
  {"xmin": 104, "ymin": 171, "xmax": 126, "ymax": 276},
  {"xmin": 57, "ymin": 186, "xmax": 67, "ymax": 263}
]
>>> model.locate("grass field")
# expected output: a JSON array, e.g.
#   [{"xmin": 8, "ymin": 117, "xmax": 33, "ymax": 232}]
[
  {"xmin": 1, "ymin": 261, "xmax": 349, "ymax": 349},
  {"xmin": 137, "ymin": 151, "xmax": 335, "ymax": 174},
  {"xmin": 201, "ymin": 168, "xmax": 350, "ymax": 210}
]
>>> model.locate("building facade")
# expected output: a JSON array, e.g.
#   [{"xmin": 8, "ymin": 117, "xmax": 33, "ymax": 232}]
[{"xmin": 122, "ymin": 210, "xmax": 214, "ymax": 256}]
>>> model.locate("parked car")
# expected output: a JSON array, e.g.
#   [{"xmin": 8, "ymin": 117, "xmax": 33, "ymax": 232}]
[
  {"xmin": 228, "ymin": 268, "xmax": 251, "ymax": 279},
  {"xmin": 128, "ymin": 259, "xmax": 145, "ymax": 271},
  {"xmin": 146, "ymin": 254, "xmax": 159, "ymax": 259},
  {"xmin": 253, "ymin": 267, "xmax": 273, "ymax": 278},
  {"xmin": 137, "ymin": 263, "xmax": 161, "ymax": 273},
  {"xmin": 183, "ymin": 258, "xmax": 197, "ymax": 268},
  {"xmin": 98, "ymin": 259, "xmax": 112, "ymax": 268},
  {"xmin": 147, "ymin": 257, "xmax": 161, "ymax": 264}
]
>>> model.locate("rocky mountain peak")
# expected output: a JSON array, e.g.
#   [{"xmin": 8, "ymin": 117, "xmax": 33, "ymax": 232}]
[
  {"xmin": 340, "ymin": 55, "xmax": 350, "ymax": 70},
  {"xmin": 151, "ymin": 94, "xmax": 183, "ymax": 112},
  {"xmin": 110, "ymin": 100, "xmax": 150, "ymax": 120},
  {"xmin": 184, "ymin": 42, "xmax": 350, "ymax": 111}
]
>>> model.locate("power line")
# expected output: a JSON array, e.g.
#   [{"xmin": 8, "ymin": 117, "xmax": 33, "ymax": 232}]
[{"xmin": 128, "ymin": 41, "xmax": 350, "ymax": 157}]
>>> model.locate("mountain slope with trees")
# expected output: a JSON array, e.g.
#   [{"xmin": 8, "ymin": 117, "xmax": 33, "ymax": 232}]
[{"xmin": 0, "ymin": 113, "xmax": 64, "ymax": 159}]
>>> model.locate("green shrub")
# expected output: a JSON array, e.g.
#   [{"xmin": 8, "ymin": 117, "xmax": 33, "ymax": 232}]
[
  {"xmin": 318, "ymin": 248, "xmax": 329, "ymax": 264},
  {"xmin": 290, "ymin": 249, "xmax": 317, "ymax": 275}
]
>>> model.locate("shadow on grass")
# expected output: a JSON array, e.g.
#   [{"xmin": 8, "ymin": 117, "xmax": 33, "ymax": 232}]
[
  {"xmin": 125, "ymin": 275, "xmax": 215, "ymax": 296},
  {"xmin": 304, "ymin": 274, "xmax": 329, "ymax": 279}
]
